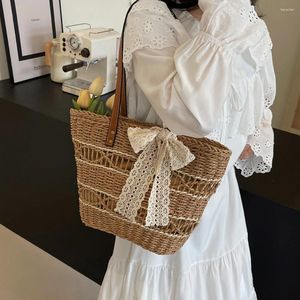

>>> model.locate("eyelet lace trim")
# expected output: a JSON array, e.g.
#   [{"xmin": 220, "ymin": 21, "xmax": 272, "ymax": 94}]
[
  {"xmin": 123, "ymin": 1, "xmax": 275, "ymax": 178},
  {"xmin": 123, "ymin": 1, "xmax": 178, "ymax": 73},
  {"xmin": 233, "ymin": 73, "xmax": 275, "ymax": 177},
  {"xmin": 264, "ymin": 84, "xmax": 275, "ymax": 108},
  {"xmin": 249, "ymin": 32, "xmax": 273, "ymax": 72},
  {"xmin": 234, "ymin": 106, "xmax": 274, "ymax": 177},
  {"xmin": 114, "ymin": 126, "xmax": 195, "ymax": 227},
  {"xmin": 233, "ymin": 41, "xmax": 275, "ymax": 177},
  {"xmin": 205, "ymin": 116, "xmax": 223, "ymax": 143},
  {"xmin": 240, "ymin": 6, "xmax": 260, "ymax": 24},
  {"xmin": 234, "ymin": 143, "xmax": 273, "ymax": 177}
]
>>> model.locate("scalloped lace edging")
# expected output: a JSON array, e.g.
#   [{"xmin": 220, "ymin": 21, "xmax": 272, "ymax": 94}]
[
  {"xmin": 234, "ymin": 151, "xmax": 272, "ymax": 177},
  {"xmin": 234, "ymin": 121, "xmax": 274, "ymax": 177}
]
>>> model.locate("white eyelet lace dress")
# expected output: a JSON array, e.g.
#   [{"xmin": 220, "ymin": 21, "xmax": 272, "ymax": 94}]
[{"xmin": 98, "ymin": 0, "xmax": 276, "ymax": 299}]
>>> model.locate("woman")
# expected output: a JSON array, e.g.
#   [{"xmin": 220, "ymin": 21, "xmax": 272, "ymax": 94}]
[{"xmin": 98, "ymin": 0, "xmax": 276, "ymax": 299}]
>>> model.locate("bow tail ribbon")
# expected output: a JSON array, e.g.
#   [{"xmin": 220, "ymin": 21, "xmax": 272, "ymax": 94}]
[
  {"xmin": 114, "ymin": 141, "xmax": 158, "ymax": 224},
  {"xmin": 145, "ymin": 150, "xmax": 171, "ymax": 227}
]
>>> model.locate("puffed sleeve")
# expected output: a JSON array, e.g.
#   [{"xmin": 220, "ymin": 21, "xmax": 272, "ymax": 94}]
[
  {"xmin": 131, "ymin": 37, "xmax": 234, "ymax": 137},
  {"xmin": 123, "ymin": 4, "xmax": 235, "ymax": 137},
  {"xmin": 234, "ymin": 49, "xmax": 276, "ymax": 177}
]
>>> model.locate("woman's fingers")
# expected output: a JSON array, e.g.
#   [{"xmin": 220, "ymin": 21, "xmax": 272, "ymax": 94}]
[{"xmin": 239, "ymin": 144, "xmax": 254, "ymax": 160}]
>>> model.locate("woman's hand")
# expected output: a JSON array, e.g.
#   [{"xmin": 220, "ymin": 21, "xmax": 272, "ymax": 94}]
[
  {"xmin": 239, "ymin": 144, "xmax": 254, "ymax": 160},
  {"xmin": 187, "ymin": 5, "xmax": 203, "ymax": 20}
]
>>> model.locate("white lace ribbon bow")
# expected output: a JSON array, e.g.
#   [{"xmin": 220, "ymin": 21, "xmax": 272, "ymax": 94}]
[{"xmin": 114, "ymin": 126, "xmax": 195, "ymax": 227}]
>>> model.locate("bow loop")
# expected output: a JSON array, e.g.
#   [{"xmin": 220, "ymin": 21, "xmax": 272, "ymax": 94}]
[
  {"xmin": 128, "ymin": 126, "xmax": 161, "ymax": 153},
  {"xmin": 168, "ymin": 139, "xmax": 195, "ymax": 171}
]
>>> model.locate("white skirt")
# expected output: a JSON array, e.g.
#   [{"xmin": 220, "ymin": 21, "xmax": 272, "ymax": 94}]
[{"xmin": 98, "ymin": 135, "xmax": 257, "ymax": 300}]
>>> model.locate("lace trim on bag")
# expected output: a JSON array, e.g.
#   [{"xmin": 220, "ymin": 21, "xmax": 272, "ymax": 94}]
[{"xmin": 114, "ymin": 127, "xmax": 195, "ymax": 227}]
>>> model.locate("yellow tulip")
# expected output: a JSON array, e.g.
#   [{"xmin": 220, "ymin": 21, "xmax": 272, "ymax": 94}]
[
  {"xmin": 106, "ymin": 94, "xmax": 115, "ymax": 110},
  {"xmin": 76, "ymin": 90, "xmax": 91, "ymax": 109},
  {"xmin": 89, "ymin": 76, "xmax": 105, "ymax": 96}
]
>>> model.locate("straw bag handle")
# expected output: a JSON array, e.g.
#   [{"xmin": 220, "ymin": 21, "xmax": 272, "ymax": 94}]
[{"xmin": 105, "ymin": 1, "xmax": 139, "ymax": 147}]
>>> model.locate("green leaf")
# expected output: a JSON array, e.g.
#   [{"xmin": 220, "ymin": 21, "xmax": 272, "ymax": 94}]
[
  {"xmin": 88, "ymin": 99, "xmax": 99, "ymax": 112},
  {"xmin": 72, "ymin": 99, "xmax": 81, "ymax": 110},
  {"xmin": 96, "ymin": 100, "xmax": 106, "ymax": 115}
]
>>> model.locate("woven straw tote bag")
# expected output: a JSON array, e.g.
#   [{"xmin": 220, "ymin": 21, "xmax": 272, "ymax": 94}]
[{"xmin": 70, "ymin": 1, "xmax": 232, "ymax": 255}]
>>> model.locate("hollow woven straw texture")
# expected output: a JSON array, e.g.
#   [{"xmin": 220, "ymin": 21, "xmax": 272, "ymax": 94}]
[{"xmin": 70, "ymin": 109, "xmax": 231, "ymax": 255}]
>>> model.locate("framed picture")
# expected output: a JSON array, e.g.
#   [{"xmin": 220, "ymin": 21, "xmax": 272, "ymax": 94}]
[{"xmin": 0, "ymin": 0, "xmax": 62, "ymax": 83}]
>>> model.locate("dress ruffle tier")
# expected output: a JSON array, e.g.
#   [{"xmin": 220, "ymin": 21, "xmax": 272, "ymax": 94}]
[{"xmin": 98, "ymin": 236, "xmax": 256, "ymax": 300}]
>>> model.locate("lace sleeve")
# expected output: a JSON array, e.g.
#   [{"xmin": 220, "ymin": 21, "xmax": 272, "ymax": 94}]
[
  {"xmin": 235, "ymin": 50, "xmax": 276, "ymax": 177},
  {"xmin": 124, "ymin": 1, "xmax": 236, "ymax": 137},
  {"xmin": 234, "ymin": 108, "xmax": 274, "ymax": 177}
]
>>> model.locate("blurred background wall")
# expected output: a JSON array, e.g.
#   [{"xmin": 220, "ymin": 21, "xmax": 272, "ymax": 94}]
[{"xmin": 0, "ymin": 0, "xmax": 299, "ymax": 133}]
